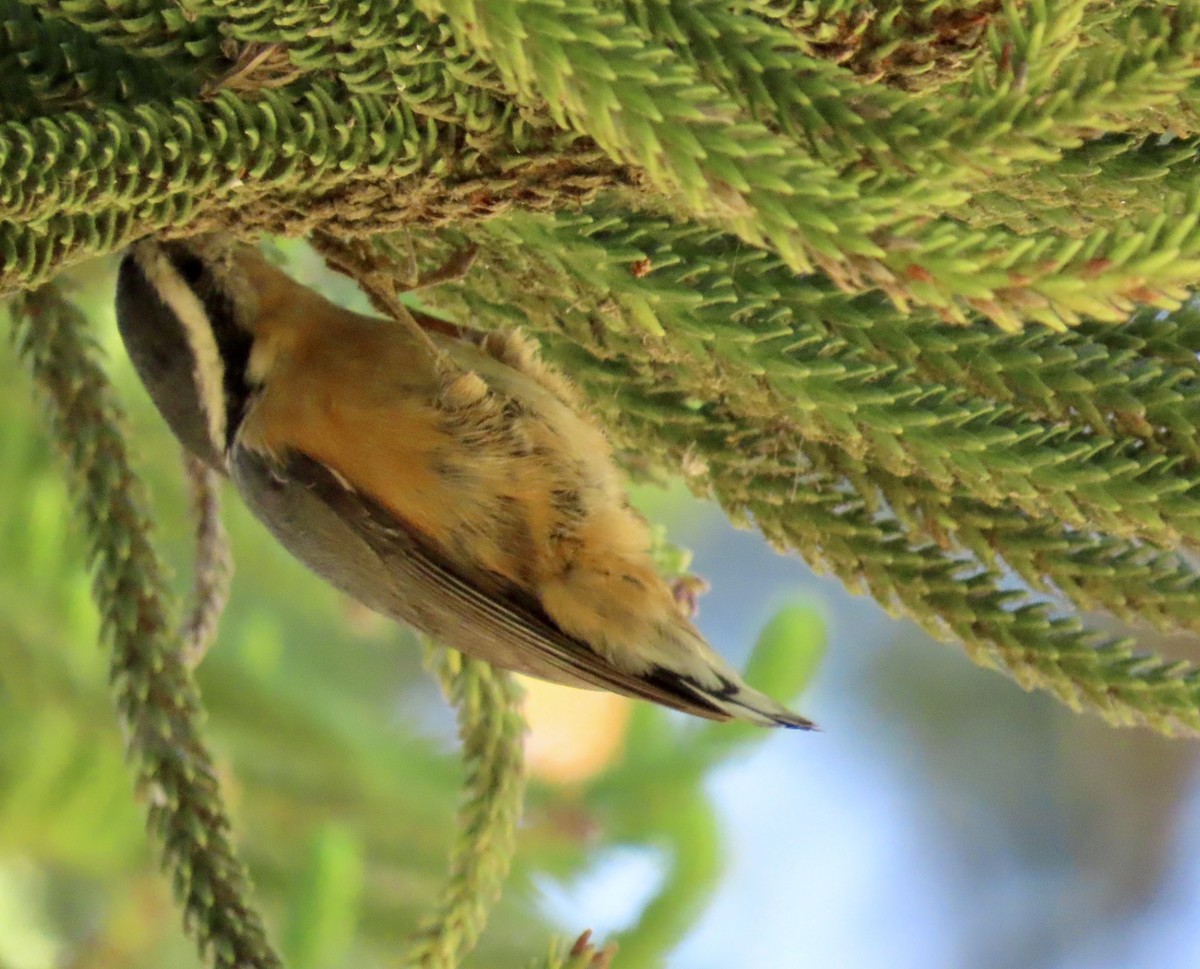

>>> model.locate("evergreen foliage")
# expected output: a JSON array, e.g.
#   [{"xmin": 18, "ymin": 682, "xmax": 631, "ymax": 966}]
[
  {"xmin": 6, "ymin": 0, "xmax": 1200, "ymax": 965},
  {"xmin": 11, "ymin": 283, "xmax": 281, "ymax": 969}
]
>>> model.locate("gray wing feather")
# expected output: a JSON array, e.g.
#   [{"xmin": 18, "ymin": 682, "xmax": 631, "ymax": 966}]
[{"xmin": 231, "ymin": 447, "xmax": 731, "ymax": 720}]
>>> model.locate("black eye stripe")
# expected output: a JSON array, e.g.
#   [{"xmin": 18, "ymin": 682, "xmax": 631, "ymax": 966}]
[{"xmin": 174, "ymin": 251, "xmax": 207, "ymax": 287}]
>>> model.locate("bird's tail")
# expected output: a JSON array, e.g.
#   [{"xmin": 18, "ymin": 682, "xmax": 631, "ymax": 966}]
[
  {"xmin": 713, "ymin": 683, "xmax": 816, "ymax": 730},
  {"xmin": 647, "ymin": 663, "xmax": 816, "ymax": 729},
  {"xmin": 644, "ymin": 622, "xmax": 816, "ymax": 729}
]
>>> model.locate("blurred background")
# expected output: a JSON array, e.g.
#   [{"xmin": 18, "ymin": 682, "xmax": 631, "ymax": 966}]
[{"xmin": 1, "ymin": 248, "xmax": 1198, "ymax": 969}]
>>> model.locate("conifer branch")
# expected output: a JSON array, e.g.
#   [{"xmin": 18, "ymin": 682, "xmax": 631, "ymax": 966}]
[
  {"xmin": 9, "ymin": 285, "xmax": 282, "ymax": 969},
  {"xmin": 23, "ymin": 0, "xmax": 221, "ymax": 61},
  {"xmin": 0, "ymin": 0, "xmax": 191, "ymax": 120},
  {"xmin": 0, "ymin": 202, "xmax": 195, "ymax": 296},
  {"xmin": 182, "ymin": 0, "xmax": 512, "ymax": 119},
  {"xmin": 0, "ymin": 82, "xmax": 435, "ymax": 226},
  {"xmin": 404, "ymin": 646, "xmax": 526, "ymax": 969}
]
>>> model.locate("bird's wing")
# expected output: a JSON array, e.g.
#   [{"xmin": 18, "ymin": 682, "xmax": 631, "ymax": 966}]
[{"xmin": 231, "ymin": 446, "xmax": 736, "ymax": 720}]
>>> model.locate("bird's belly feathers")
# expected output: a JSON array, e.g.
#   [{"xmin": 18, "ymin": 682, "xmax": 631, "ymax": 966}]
[{"xmin": 238, "ymin": 314, "xmax": 702, "ymax": 679}]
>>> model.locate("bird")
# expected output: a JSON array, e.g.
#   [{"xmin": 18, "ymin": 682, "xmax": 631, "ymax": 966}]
[{"xmin": 114, "ymin": 235, "xmax": 812, "ymax": 728}]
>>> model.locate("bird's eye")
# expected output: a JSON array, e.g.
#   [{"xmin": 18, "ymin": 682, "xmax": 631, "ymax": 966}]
[{"xmin": 174, "ymin": 252, "xmax": 208, "ymax": 287}]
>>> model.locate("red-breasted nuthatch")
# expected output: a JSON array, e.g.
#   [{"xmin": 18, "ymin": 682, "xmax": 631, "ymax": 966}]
[{"xmin": 114, "ymin": 236, "xmax": 811, "ymax": 728}]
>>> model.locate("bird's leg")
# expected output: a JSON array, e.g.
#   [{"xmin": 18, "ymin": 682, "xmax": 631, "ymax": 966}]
[
  {"xmin": 392, "ymin": 231, "xmax": 480, "ymax": 294},
  {"xmin": 309, "ymin": 231, "xmax": 463, "ymax": 364}
]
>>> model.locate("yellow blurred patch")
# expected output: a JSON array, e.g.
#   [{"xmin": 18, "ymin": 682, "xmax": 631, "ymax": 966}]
[{"xmin": 519, "ymin": 677, "xmax": 632, "ymax": 785}]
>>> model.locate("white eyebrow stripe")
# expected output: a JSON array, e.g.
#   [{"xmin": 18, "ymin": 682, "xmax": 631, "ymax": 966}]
[{"xmin": 133, "ymin": 243, "xmax": 228, "ymax": 456}]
